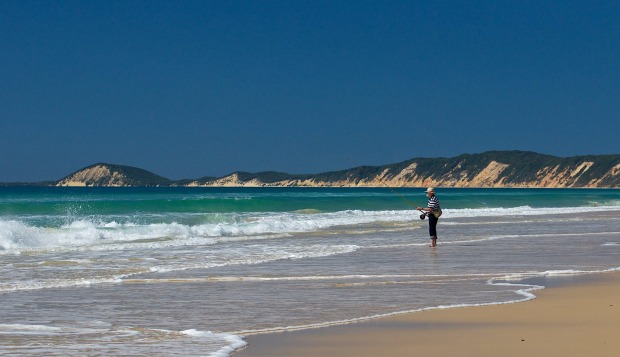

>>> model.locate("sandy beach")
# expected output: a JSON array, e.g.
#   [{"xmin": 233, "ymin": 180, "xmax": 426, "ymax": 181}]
[{"xmin": 236, "ymin": 271, "xmax": 620, "ymax": 357}]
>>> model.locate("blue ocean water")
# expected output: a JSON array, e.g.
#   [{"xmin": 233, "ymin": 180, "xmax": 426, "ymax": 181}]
[{"xmin": 1, "ymin": 187, "xmax": 619, "ymax": 356}]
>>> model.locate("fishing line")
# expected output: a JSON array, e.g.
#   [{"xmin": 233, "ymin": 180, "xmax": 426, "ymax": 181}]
[
  {"xmin": 378, "ymin": 178, "xmax": 430, "ymax": 220},
  {"xmin": 378, "ymin": 179, "xmax": 417, "ymax": 209}
]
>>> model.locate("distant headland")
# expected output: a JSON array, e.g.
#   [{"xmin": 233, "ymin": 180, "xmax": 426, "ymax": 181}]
[{"xmin": 2, "ymin": 151, "xmax": 619, "ymax": 188}]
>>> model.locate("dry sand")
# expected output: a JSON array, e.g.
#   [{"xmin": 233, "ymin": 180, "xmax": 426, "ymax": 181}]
[{"xmin": 235, "ymin": 271, "xmax": 620, "ymax": 356}]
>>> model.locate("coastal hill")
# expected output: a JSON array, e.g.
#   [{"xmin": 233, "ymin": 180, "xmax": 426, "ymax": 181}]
[
  {"xmin": 48, "ymin": 151, "xmax": 619, "ymax": 188},
  {"xmin": 55, "ymin": 163, "xmax": 171, "ymax": 187}
]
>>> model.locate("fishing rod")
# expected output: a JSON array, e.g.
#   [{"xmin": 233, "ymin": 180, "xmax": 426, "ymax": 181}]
[
  {"xmin": 379, "ymin": 178, "xmax": 429, "ymax": 220},
  {"xmin": 378, "ymin": 180, "xmax": 417, "ymax": 209}
]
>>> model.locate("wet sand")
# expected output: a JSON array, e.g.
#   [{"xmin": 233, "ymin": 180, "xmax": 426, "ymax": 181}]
[{"xmin": 236, "ymin": 271, "xmax": 620, "ymax": 356}]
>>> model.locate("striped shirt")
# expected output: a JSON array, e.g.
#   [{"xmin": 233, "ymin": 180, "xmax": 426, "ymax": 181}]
[{"xmin": 427, "ymin": 195, "xmax": 440, "ymax": 211}]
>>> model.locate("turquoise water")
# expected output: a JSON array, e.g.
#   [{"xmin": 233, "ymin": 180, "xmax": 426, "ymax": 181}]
[
  {"xmin": 1, "ymin": 187, "xmax": 619, "ymax": 356},
  {"xmin": 2, "ymin": 186, "xmax": 618, "ymax": 216}
]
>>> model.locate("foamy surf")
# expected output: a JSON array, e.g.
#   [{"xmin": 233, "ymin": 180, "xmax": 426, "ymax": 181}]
[
  {"xmin": 0, "ymin": 322, "xmax": 245, "ymax": 357},
  {"xmin": 2, "ymin": 187, "xmax": 619, "ymax": 356},
  {"xmin": 3, "ymin": 205, "xmax": 619, "ymax": 254}
]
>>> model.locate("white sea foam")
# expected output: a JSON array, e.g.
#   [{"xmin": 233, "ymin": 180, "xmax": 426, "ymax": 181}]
[
  {"xmin": 0, "ymin": 322, "xmax": 245, "ymax": 357},
  {"xmin": 3, "ymin": 206, "xmax": 619, "ymax": 254},
  {"xmin": 442, "ymin": 205, "xmax": 620, "ymax": 218},
  {"xmin": 0, "ymin": 274, "xmax": 128, "ymax": 292},
  {"xmin": 0, "ymin": 209, "xmax": 413, "ymax": 254},
  {"xmin": 492, "ymin": 268, "xmax": 620, "ymax": 282},
  {"xmin": 181, "ymin": 329, "xmax": 247, "ymax": 357},
  {"xmin": 0, "ymin": 242, "xmax": 360, "ymax": 292},
  {"xmin": 235, "ymin": 267, "xmax": 620, "ymax": 337},
  {"xmin": 233, "ymin": 281, "xmax": 545, "ymax": 336},
  {"xmin": 148, "ymin": 244, "xmax": 359, "ymax": 273},
  {"xmin": 0, "ymin": 324, "xmax": 62, "ymax": 334}
]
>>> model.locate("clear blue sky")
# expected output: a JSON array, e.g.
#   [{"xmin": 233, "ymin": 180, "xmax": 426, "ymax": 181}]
[{"xmin": 1, "ymin": 1, "xmax": 619, "ymax": 182}]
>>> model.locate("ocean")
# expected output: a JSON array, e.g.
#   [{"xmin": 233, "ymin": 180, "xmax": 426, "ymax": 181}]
[{"xmin": 1, "ymin": 187, "xmax": 619, "ymax": 356}]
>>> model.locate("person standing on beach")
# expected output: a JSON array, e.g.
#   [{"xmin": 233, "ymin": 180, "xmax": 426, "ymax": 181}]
[{"xmin": 416, "ymin": 187, "xmax": 441, "ymax": 247}]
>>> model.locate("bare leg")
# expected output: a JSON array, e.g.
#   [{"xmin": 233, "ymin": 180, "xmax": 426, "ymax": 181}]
[{"xmin": 430, "ymin": 236, "xmax": 437, "ymax": 247}]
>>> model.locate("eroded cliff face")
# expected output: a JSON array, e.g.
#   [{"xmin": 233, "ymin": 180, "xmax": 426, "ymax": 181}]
[
  {"xmin": 187, "ymin": 173, "xmax": 267, "ymax": 187},
  {"xmin": 50, "ymin": 152, "xmax": 620, "ymax": 188},
  {"xmin": 56, "ymin": 165, "xmax": 129, "ymax": 187},
  {"xmin": 55, "ymin": 163, "xmax": 170, "ymax": 187},
  {"xmin": 580, "ymin": 163, "xmax": 620, "ymax": 187},
  {"xmin": 190, "ymin": 160, "xmax": 618, "ymax": 188}
]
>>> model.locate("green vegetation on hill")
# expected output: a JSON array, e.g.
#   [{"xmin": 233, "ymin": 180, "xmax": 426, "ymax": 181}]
[
  {"xmin": 2, "ymin": 151, "xmax": 618, "ymax": 187},
  {"xmin": 374, "ymin": 151, "xmax": 618, "ymax": 187},
  {"xmin": 57, "ymin": 163, "xmax": 171, "ymax": 187},
  {"xmin": 104, "ymin": 164, "xmax": 171, "ymax": 186}
]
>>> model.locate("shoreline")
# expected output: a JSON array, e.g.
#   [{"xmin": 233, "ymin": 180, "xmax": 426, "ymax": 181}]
[{"xmin": 235, "ymin": 271, "xmax": 620, "ymax": 356}]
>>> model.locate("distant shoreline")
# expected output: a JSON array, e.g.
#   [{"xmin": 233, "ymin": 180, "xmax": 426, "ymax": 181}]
[
  {"xmin": 1, "ymin": 185, "xmax": 618, "ymax": 190},
  {"xmin": 3, "ymin": 151, "xmax": 620, "ymax": 188}
]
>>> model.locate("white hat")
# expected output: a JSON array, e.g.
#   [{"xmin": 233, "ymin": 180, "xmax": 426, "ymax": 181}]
[{"xmin": 425, "ymin": 187, "xmax": 435, "ymax": 193}]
